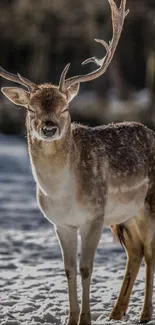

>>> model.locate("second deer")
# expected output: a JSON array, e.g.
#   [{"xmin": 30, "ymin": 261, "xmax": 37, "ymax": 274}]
[{"xmin": 0, "ymin": 0, "xmax": 154, "ymax": 324}]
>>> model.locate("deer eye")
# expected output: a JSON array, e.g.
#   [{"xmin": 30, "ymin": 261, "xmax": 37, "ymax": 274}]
[
  {"xmin": 61, "ymin": 109, "xmax": 68, "ymax": 114},
  {"xmin": 61, "ymin": 106, "xmax": 69, "ymax": 114}
]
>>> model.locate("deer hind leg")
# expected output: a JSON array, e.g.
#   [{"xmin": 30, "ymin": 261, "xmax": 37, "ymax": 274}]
[
  {"xmin": 140, "ymin": 241, "xmax": 155, "ymax": 323},
  {"xmin": 55, "ymin": 226, "xmax": 80, "ymax": 325},
  {"xmin": 136, "ymin": 208, "xmax": 155, "ymax": 323},
  {"xmin": 109, "ymin": 221, "xmax": 143, "ymax": 320},
  {"xmin": 78, "ymin": 219, "xmax": 103, "ymax": 325}
]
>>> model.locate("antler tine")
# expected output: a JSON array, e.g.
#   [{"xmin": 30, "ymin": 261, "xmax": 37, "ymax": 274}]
[
  {"xmin": 0, "ymin": 65, "xmax": 37, "ymax": 92},
  {"xmin": 82, "ymin": 39, "xmax": 110, "ymax": 67},
  {"xmin": 17, "ymin": 73, "xmax": 37, "ymax": 92},
  {"xmin": 59, "ymin": 63, "xmax": 70, "ymax": 93},
  {"xmin": 60, "ymin": 0, "xmax": 129, "ymax": 90}
]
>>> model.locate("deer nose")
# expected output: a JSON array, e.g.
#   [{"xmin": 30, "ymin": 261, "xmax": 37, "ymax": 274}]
[{"xmin": 42, "ymin": 121, "xmax": 58, "ymax": 137}]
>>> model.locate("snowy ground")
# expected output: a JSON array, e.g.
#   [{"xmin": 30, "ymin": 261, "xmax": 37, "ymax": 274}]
[{"xmin": 0, "ymin": 134, "xmax": 155, "ymax": 325}]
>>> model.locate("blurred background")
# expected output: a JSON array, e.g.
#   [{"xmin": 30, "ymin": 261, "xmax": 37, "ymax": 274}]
[
  {"xmin": 0, "ymin": 0, "xmax": 155, "ymax": 133},
  {"xmin": 1, "ymin": 3, "xmax": 155, "ymax": 322}
]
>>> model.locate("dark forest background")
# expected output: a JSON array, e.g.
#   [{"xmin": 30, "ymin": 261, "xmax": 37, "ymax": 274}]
[{"xmin": 0, "ymin": 0, "xmax": 155, "ymax": 134}]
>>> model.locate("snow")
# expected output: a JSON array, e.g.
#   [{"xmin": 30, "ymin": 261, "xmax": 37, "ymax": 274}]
[{"xmin": 0, "ymin": 134, "xmax": 155, "ymax": 325}]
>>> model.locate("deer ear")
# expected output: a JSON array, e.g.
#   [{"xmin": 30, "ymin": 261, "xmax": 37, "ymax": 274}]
[
  {"xmin": 1, "ymin": 87, "xmax": 30, "ymax": 107},
  {"xmin": 66, "ymin": 83, "xmax": 80, "ymax": 103}
]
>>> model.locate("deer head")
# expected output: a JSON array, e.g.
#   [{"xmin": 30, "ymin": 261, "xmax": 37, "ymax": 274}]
[{"xmin": 0, "ymin": 0, "xmax": 129, "ymax": 141}]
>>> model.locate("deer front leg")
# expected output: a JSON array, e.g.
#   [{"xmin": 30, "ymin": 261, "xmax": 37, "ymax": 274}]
[
  {"xmin": 55, "ymin": 225, "xmax": 80, "ymax": 325},
  {"xmin": 79, "ymin": 219, "xmax": 103, "ymax": 325}
]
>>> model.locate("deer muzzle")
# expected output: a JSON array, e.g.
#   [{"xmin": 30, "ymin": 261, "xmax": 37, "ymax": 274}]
[{"xmin": 41, "ymin": 121, "xmax": 59, "ymax": 139}]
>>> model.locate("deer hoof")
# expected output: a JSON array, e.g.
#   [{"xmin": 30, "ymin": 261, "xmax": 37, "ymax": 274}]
[
  {"xmin": 140, "ymin": 306, "xmax": 152, "ymax": 323},
  {"xmin": 67, "ymin": 311, "xmax": 79, "ymax": 325},
  {"xmin": 109, "ymin": 308, "xmax": 126, "ymax": 320},
  {"xmin": 78, "ymin": 312, "xmax": 91, "ymax": 325}
]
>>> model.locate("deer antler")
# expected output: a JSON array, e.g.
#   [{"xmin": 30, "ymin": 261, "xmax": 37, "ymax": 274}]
[
  {"xmin": 59, "ymin": 0, "xmax": 129, "ymax": 93},
  {"xmin": 0, "ymin": 65, "xmax": 37, "ymax": 92}
]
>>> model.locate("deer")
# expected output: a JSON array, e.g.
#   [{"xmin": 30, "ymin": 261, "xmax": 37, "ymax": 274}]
[{"xmin": 0, "ymin": 0, "xmax": 155, "ymax": 324}]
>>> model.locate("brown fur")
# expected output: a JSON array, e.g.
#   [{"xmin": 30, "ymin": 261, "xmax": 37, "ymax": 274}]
[{"xmin": 110, "ymin": 224, "xmax": 131, "ymax": 246}]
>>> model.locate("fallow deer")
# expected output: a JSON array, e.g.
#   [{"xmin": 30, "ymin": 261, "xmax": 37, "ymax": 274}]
[{"xmin": 0, "ymin": 1, "xmax": 154, "ymax": 324}]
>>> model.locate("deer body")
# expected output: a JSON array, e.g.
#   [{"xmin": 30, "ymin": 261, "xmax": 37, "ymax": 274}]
[
  {"xmin": 1, "ymin": 1, "xmax": 155, "ymax": 324},
  {"xmin": 28, "ymin": 121, "xmax": 153, "ymax": 228}
]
